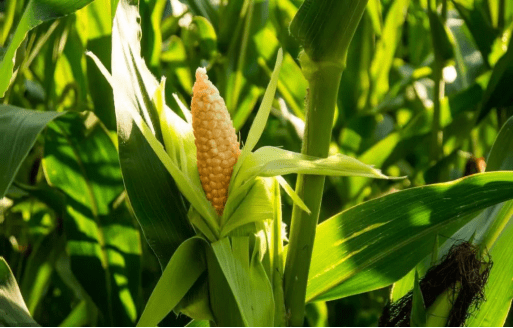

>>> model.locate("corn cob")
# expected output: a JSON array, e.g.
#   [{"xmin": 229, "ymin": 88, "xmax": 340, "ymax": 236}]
[{"xmin": 191, "ymin": 68, "xmax": 240, "ymax": 216}]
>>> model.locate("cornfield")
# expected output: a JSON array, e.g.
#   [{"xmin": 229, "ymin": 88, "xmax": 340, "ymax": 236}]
[{"xmin": 1, "ymin": 0, "xmax": 513, "ymax": 326}]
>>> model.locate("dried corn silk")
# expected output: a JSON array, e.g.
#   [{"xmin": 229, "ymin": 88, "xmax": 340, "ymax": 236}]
[{"xmin": 191, "ymin": 68, "xmax": 240, "ymax": 216}]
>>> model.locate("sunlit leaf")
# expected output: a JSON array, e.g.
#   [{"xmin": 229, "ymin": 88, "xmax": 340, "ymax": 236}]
[
  {"xmin": 306, "ymin": 171, "xmax": 513, "ymax": 302},
  {"xmin": 137, "ymin": 237, "xmax": 208, "ymax": 327}
]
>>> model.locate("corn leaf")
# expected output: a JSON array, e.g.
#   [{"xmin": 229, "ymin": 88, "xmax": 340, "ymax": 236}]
[
  {"xmin": 427, "ymin": 10, "xmax": 455, "ymax": 67},
  {"xmin": 306, "ymin": 171, "xmax": 513, "ymax": 302},
  {"xmin": 391, "ymin": 115, "xmax": 513, "ymax": 305},
  {"xmin": 369, "ymin": 0, "xmax": 410, "ymax": 105},
  {"xmin": 478, "ymin": 35, "xmax": 513, "ymax": 122},
  {"xmin": 43, "ymin": 113, "xmax": 141, "ymax": 326},
  {"xmin": 210, "ymin": 237, "xmax": 274, "ymax": 326},
  {"xmin": 186, "ymin": 319, "xmax": 210, "ymax": 327},
  {"xmin": 289, "ymin": 0, "xmax": 369, "ymax": 66},
  {"xmin": 0, "ymin": 0, "xmax": 94, "ymax": 97},
  {"xmin": 0, "ymin": 106, "xmax": 64, "ymax": 199},
  {"xmin": 232, "ymin": 49, "xmax": 283, "ymax": 184},
  {"xmin": 137, "ymin": 237, "xmax": 208, "ymax": 327},
  {"xmin": 275, "ymin": 176, "xmax": 310, "ymax": 214},
  {"xmin": 465, "ymin": 219, "xmax": 513, "ymax": 326},
  {"xmin": 220, "ymin": 178, "xmax": 275, "ymax": 238},
  {"xmin": 76, "ymin": 0, "xmax": 116, "ymax": 129},
  {"xmin": 0, "ymin": 258, "xmax": 38, "ymax": 326},
  {"xmin": 234, "ymin": 147, "xmax": 389, "ymax": 191},
  {"xmin": 463, "ymin": 116, "xmax": 513, "ymax": 326},
  {"xmin": 108, "ymin": 0, "xmax": 198, "ymax": 267},
  {"xmin": 410, "ymin": 270, "xmax": 426, "ymax": 327}
]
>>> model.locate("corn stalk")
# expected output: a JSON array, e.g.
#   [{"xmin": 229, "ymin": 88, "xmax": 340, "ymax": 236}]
[{"xmin": 283, "ymin": 0, "xmax": 370, "ymax": 325}]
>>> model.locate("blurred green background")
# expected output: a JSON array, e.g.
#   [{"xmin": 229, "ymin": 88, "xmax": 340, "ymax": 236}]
[{"xmin": 1, "ymin": 0, "xmax": 513, "ymax": 326}]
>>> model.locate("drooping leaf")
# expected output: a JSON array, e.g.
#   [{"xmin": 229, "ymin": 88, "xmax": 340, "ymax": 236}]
[
  {"xmin": 306, "ymin": 171, "xmax": 513, "ymax": 302},
  {"xmin": 0, "ymin": 0, "xmax": 94, "ymax": 97},
  {"xmin": 0, "ymin": 105, "xmax": 64, "ymax": 199}
]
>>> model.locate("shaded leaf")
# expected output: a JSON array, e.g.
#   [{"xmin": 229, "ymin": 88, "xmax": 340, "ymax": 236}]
[{"xmin": 0, "ymin": 105, "xmax": 64, "ymax": 199}]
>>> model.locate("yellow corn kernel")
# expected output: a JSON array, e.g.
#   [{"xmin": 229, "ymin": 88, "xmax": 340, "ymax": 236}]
[{"xmin": 191, "ymin": 68, "xmax": 240, "ymax": 216}]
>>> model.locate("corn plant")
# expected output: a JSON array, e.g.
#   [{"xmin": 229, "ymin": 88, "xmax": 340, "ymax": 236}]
[{"xmin": 1, "ymin": 0, "xmax": 513, "ymax": 326}]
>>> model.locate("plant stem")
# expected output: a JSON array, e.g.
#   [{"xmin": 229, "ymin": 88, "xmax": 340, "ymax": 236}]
[
  {"xmin": 430, "ymin": 62, "xmax": 444, "ymax": 162},
  {"xmin": 429, "ymin": 0, "xmax": 446, "ymax": 164},
  {"xmin": 283, "ymin": 58, "xmax": 344, "ymax": 327},
  {"xmin": 272, "ymin": 179, "xmax": 286, "ymax": 327}
]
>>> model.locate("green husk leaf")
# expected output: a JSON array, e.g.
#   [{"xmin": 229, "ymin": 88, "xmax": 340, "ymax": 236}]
[
  {"xmin": 231, "ymin": 49, "xmax": 283, "ymax": 190},
  {"xmin": 411, "ymin": 270, "xmax": 427, "ymax": 327},
  {"xmin": 210, "ymin": 237, "xmax": 274, "ymax": 326},
  {"xmin": 220, "ymin": 178, "xmax": 275, "ymax": 238},
  {"xmin": 137, "ymin": 237, "xmax": 208, "ymax": 327},
  {"xmin": 91, "ymin": 1, "xmax": 219, "ymax": 240},
  {"xmin": 275, "ymin": 176, "xmax": 310, "ymax": 214},
  {"xmin": 120, "ymin": 104, "xmax": 219, "ymax": 235}
]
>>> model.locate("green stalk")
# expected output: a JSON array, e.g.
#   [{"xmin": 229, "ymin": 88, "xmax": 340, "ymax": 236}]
[
  {"xmin": 430, "ymin": 62, "xmax": 444, "ymax": 162},
  {"xmin": 272, "ymin": 180, "xmax": 286, "ymax": 327},
  {"xmin": 428, "ymin": 0, "xmax": 446, "ymax": 163},
  {"xmin": 283, "ymin": 54, "xmax": 344, "ymax": 326}
]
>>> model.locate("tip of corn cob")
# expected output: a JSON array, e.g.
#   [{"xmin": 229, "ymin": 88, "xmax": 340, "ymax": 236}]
[{"xmin": 191, "ymin": 68, "xmax": 240, "ymax": 216}]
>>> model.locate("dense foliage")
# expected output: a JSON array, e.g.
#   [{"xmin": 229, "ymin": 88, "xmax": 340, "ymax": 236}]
[{"xmin": 1, "ymin": 0, "xmax": 513, "ymax": 326}]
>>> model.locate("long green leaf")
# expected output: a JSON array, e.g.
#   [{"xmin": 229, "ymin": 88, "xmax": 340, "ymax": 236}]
[
  {"xmin": 463, "ymin": 116, "xmax": 513, "ymax": 326},
  {"xmin": 110, "ymin": 0, "xmax": 196, "ymax": 267},
  {"xmin": 0, "ymin": 258, "xmax": 38, "ymax": 326},
  {"xmin": 251, "ymin": 146, "xmax": 389, "ymax": 179},
  {"xmin": 306, "ymin": 171, "xmax": 513, "ymax": 302},
  {"xmin": 0, "ymin": 105, "xmax": 64, "ymax": 199},
  {"xmin": 137, "ymin": 237, "xmax": 207, "ymax": 327},
  {"xmin": 0, "ymin": 0, "xmax": 94, "ymax": 97},
  {"xmin": 465, "ymin": 219, "xmax": 513, "ymax": 326}
]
